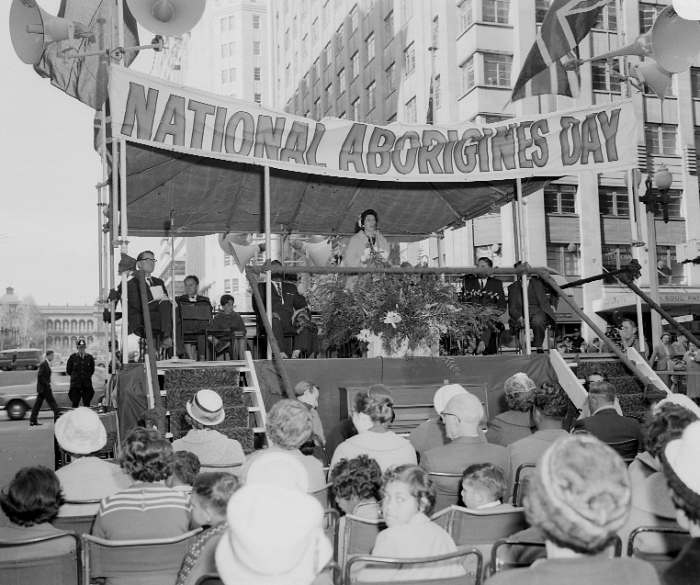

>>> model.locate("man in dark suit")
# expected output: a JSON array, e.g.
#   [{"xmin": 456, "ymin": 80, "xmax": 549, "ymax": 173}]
[
  {"xmin": 508, "ymin": 262, "xmax": 559, "ymax": 353},
  {"xmin": 255, "ymin": 260, "xmax": 308, "ymax": 357},
  {"xmin": 462, "ymin": 257, "xmax": 506, "ymax": 355},
  {"xmin": 66, "ymin": 339, "xmax": 96, "ymax": 408},
  {"xmin": 29, "ymin": 350, "xmax": 59, "ymax": 426},
  {"xmin": 175, "ymin": 274, "xmax": 212, "ymax": 359},
  {"xmin": 421, "ymin": 391, "xmax": 509, "ymax": 511},
  {"xmin": 574, "ymin": 380, "xmax": 643, "ymax": 460},
  {"xmin": 126, "ymin": 250, "xmax": 174, "ymax": 348}
]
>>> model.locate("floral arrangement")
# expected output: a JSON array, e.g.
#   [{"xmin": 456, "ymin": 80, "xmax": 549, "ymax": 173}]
[
  {"xmin": 462, "ymin": 288, "xmax": 502, "ymax": 303},
  {"xmin": 307, "ymin": 251, "xmax": 499, "ymax": 356}
]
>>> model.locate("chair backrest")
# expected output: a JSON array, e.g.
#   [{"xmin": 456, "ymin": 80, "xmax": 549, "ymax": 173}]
[
  {"xmin": 180, "ymin": 303, "xmax": 213, "ymax": 331},
  {"xmin": 345, "ymin": 548, "xmax": 483, "ymax": 585},
  {"xmin": 604, "ymin": 438, "xmax": 640, "ymax": 463},
  {"xmin": 194, "ymin": 575, "xmax": 224, "ymax": 585},
  {"xmin": 340, "ymin": 515, "xmax": 387, "ymax": 568},
  {"xmin": 511, "ymin": 464, "xmax": 536, "ymax": 507},
  {"xmin": 324, "ymin": 508, "xmax": 340, "ymax": 563},
  {"xmin": 52, "ymin": 503, "xmax": 99, "ymax": 535},
  {"xmin": 0, "ymin": 531, "xmax": 82, "ymax": 585},
  {"xmin": 441, "ymin": 507, "xmax": 529, "ymax": 547},
  {"xmin": 310, "ymin": 482, "xmax": 332, "ymax": 509},
  {"xmin": 428, "ymin": 472, "xmax": 465, "ymax": 512},
  {"xmin": 627, "ymin": 526, "xmax": 691, "ymax": 572},
  {"xmin": 82, "ymin": 528, "xmax": 202, "ymax": 585}
]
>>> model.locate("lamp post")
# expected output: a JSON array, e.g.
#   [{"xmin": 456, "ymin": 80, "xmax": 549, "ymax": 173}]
[{"xmin": 639, "ymin": 164, "xmax": 673, "ymax": 343}]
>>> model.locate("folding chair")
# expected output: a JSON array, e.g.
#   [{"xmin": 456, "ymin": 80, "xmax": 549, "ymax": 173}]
[
  {"xmin": 0, "ymin": 531, "xmax": 82, "ymax": 585},
  {"xmin": 511, "ymin": 464, "xmax": 536, "ymax": 507},
  {"xmin": 52, "ymin": 499, "xmax": 101, "ymax": 535},
  {"xmin": 198, "ymin": 461, "xmax": 243, "ymax": 474},
  {"xmin": 345, "ymin": 548, "xmax": 483, "ymax": 585},
  {"xmin": 324, "ymin": 508, "xmax": 341, "ymax": 563},
  {"xmin": 605, "ymin": 438, "xmax": 640, "ymax": 464},
  {"xmin": 627, "ymin": 526, "xmax": 691, "ymax": 573},
  {"xmin": 428, "ymin": 472, "xmax": 464, "ymax": 512},
  {"xmin": 310, "ymin": 482, "xmax": 333, "ymax": 509},
  {"xmin": 82, "ymin": 528, "xmax": 202, "ymax": 585},
  {"xmin": 180, "ymin": 303, "xmax": 213, "ymax": 360},
  {"xmin": 339, "ymin": 514, "xmax": 387, "ymax": 569}
]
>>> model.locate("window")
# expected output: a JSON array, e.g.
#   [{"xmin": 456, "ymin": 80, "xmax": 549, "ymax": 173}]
[
  {"xmin": 461, "ymin": 57, "xmax": 475, "ymax": 93},
  {"xmin": 222, "ymin": 70, "xmax": 229, "ymax": 84},
  {"xmin": 284, "ymin": 28, "xmax": 290, "ymax": 50},
  {"xmin": 651, "ymin": 189, "xmax": 682, "ymax": 220},
  {"xmin": 285, "ymin": 64, "xmax": 290, "ymax": 87},
  {"xmin": 351, "ymin": 51, "xmax": 360, "ymax": 79},
  {"xmin": 484, "ymin": 53, "xmax": 512, "ymax": 86},
  {"xmin": 431, "ymin": 17, "xmax": 439, "ymax": 49},
  {"xmin": 367, "ymin": 81, "xmax": 376, "ymax": 111},
  {"xmin": 230, "ymin": 68, "xmax": 236, "ymax": 81},
  {"xmin": 326, "ymin": 83, "xmax": 334, "ymax": 103},
  {"xmin": 385, "ymin": 11, "xmax": 394, "ymax": 42},
  {"xmin": 547, "ymin": 244, "xmax": 580, "ymax": 278},
  {"xmin": 367, "ymin": 32, "xmax": 375, "ymax": 61},
  {"xmin": 459, "ymin": 0, "xmax": 473, "ymax": 32},
  {"xmin": 323, "ymin": 0, "xmax": 330, "ymax": 27},
  {"xmin": 339, "ymin": 111, "xmax": 347, "ymax": 119},
  {"xmin": 602, "ymin": 245, "xmax": 632, "ymax": 284},
  {"xmin": 645, "ymin": 124, "xmax": 678, "ymax": 156},
  {"xmin": 404, "ymin": 43, "xmax": 416, "ymax": 75},
  {"xmin": 598, "ymin": 186, "xmax": 629, "ymax": 216},
  {"xmin": 254, "ymin": 93, "xmax": 261, "ymax": 104},
  {"xmin": 386, "ymin": 62, "xmax": 396, "ymax": 93},
  {"xmin": 221, "ymin": 18, "xmax": 227, "ymax": 33},
  {"xmin": 339, "ymin": 68, "xmax": 346, "ymax": 93},
  {"xmin": 313, "ymin": 58, "xmax": 320, "ymax": 81},
  {"xmin": 405, "ymin": 96, "xmax": 417, "ymax": 123},
  {"xmin": 544, "ymin": 185, "xmax": 576, "ymax": 214},
  {"xmin": 594, "ymin": 2, "xmax": 617, "ymax": 30},
  {"xmin": 314, "ymin": 97, "xmax": 321, "ymax": 118},
  {"xmin": 336, "ymin": 23, "xmax": 344, "ymax": 52},
  {"xmin": 253, "ymin": 15, "xmax": 260, "ymax": 29},
  {"xmin": 230, "ymin": 42, "xmax": 235, "ymax": 54},
  {"xmin": 535, "ymin": 0, "xmax": 550, "ymax": 24},
  {"xmin": 352, "ymin": 98, "xmax": 360, "ymax": 120},
  {"xmin": 483, "ymin": 0, "xmax": 510, "ymax": 24},
  {"xmin": 254, "ymin": 41, "xmax": 261, "ymax": 56},
  {"xmin": 224, "ymin": 279, "xmax": 232, "ymax": 293},
  {"xmin": 402, "ymin": 0, "xmax": 413, "ymax": 22},
  {"xmin": 591, "ymin": 61, "xmax": 621, "ymax": 93},
  {"xmin": 302, "ymin": 34, "xmax": 308, "ymax": 58},
  {"xmin": 657, "ymin": 245, "xmax": 687, "ymax": 285},
  {"xmin": 692, "ymin": 68, "xmax": 700, "ymax": 98},
  {"xmin": 324, "ymin": 42, "xmax": 331, "ymax": 68},
  {"xmin": 639, "ymin": 3, "xmax": 664, "ymax": 34},
  {"xmin": 221, "ymin": 44, "xmax": 228, "ymax": 58},
  {"xmin": 229, "ymin": 16, "xmax": 235, "ymax": 29},
  {"xmin": 350, "ymin": 4, "xmax": 359, "ymax": 31},
  {"xmin": 224, "ymin": 255, "xmax": 232, "ymax": 266},
  {"xmin": 312, "ymin": 18, "xmax": 318, "ymax": 43},
  {"xmin": 254, "ymin": 68, "xmax": 261, "ymax": 81}
]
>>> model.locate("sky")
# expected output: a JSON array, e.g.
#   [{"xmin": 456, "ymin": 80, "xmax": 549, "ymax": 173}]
[{"xmin": 0, "ymin": 0, "xmax": 157, "ymax": 307}]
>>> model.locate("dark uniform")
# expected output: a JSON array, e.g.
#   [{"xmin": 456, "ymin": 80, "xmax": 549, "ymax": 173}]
[{"xmin": 66, "ymin": 340, "xmax": 96, "ymax": 407}]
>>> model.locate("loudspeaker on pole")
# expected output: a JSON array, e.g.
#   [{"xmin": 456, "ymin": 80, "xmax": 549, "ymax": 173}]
[
  {"xmin": 126, "ymin": 0, "xmax": 206, "ymax": 36},
  {"xmin": 9, "ymin": 0, "xmax": 75, "ymax": 65}
]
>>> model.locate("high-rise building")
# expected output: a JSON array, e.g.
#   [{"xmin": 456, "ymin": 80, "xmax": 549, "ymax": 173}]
[{"xmin": 270, "ymin": 0, "xmax": 700, "ymax": 338}]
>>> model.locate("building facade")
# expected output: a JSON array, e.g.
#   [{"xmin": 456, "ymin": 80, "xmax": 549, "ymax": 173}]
[{"xmin": 269, "ymin": 0, "xmax": 700, "ymax": 339}]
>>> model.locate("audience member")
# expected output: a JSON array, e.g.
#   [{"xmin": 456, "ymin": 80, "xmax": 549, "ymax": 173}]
[
  {"xmin": 650, "ymin": 332, "xmax": 677, "ymax": 388},
  {"xmin": 409, "ymin": 383, "xmax": 468, "ymax": 458},
  {"xmin": 619, "ymin": 318, "xmax": 650, "ymax": 359},
  {"xmin": 421, "ymin": 392, "xmax": 509, "ymax": 511},
  {"xmin": 246, "ymin": 450, "xmax": 310, "ymax": 493},
  {"xmin": 54, "ymin": 408, "xmax": 131, "ymax": 517},
  {"xmin": 167, "ymin": 451, "xmax": 201, "ymax": 492},
  {"xmin": 673, "ymin": 333, "xmax": 690, "ymax": 356},
  {"xmin": 589, "ymin": 337, "xmax": 602, "ymax": 353},
  {"xmin": 487, "ymin": 373, "xmax": 536, "ymax": 447},
  {"xmin": 172, "ymin": 389, "xmax": 245, "ymax": 471},
  {"xmin": 659, "ymin": 421, "xmax": 700, "ymax": 584},
  {"xmin": 359, "ymin": 465, "xmax": 465, "ymax": 582},
  {"xmin": 331, "ymin": 455, "xmax": 382, "ymax": 519},
  {"xmin": 211, "ymin": 294, "xmax": 247, "ymax": 359},
  {"xmin": 291, "ymin": 306, "xmax": 320, "ymax": 358},
  {"xmin": 215, "ymin": 484, "xmax": 333, "ymax": 585},
  {"xmin": 330, "ymin": 385, "xmax": 417, "ymax": 472},
  {"xmin": 176, "ymin": 275, "xmax": 212, "ymax": 359},
  {"xmin": 0, "ymin": 467, "xmax": 72, "ymax": 561},
  {"xmin": 324, "ymin": 417, "xmax": 357, "ymax": 462},
  {"xmin": 488, "ymin": 434, "xmax": 660, "ymax": 585},
  {"xmin": 294, "ymin": 380, "xmax": 325, "ymax": 445},
  {"xmin": 176, "ymin": 472, "xmax": 241, "ymax": 585},
  {"xmin": 92, "ymin": 427, "xmax": 192, "ymax": 540},
  {"xmin": 574, "ymin": 380, "xmax": 643, "ymax": 460},
  {"xmin": 461, "ymin": 257, "xmax": 506, "ymax": 355},
  {"xmin": 460, "ymin": 463, "xmax": 512, "ymax": 511},
  {"xmin": 242, "ymin": 399, "xmax": 326, "ymax": 491},
  {"xmin": 507, "ymin": 382, "xmax": 570, "ymax": 495},
  {"xmin": 683, "ymin": 342, "xmax": 700, "ymax": 403}
]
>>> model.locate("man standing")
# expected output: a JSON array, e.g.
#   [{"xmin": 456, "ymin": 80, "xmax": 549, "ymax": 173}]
[
  {"xmin": 29, "ymin": 350, "xmax": 59, "ymax": 426},
  {"xmin": 66, "ymin": 339, "xmax": 96, "ymax": 408},
  {"xmin": 462, "ymin": 257, "xmax": 506, "ymax": 355}
]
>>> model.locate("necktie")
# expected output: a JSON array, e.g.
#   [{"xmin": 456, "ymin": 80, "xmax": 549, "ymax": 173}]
[
  {"xmin": 147, "ymin": 277, "xmax": 152, "ymax": 286},
  {"xmin": 274, "ymin": 282, "xmax": 282, "ymax": 298}
]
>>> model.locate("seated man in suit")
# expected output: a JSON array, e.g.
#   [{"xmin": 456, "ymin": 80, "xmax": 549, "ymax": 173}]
[
  {"xmin": 176, "ymin": 274, "xmax": 212, "ymax": 360},
  {"xmin": 507, "ymin": 262, "xmax": 559, "ymax": 354},
  {"xmin": 462, "ymin": 257, "xmax": 506, "ymax": 355},
  {"xmin": 574, "ymin": 380, "xmax": 643, "ymax": 460},
  {"xmin": 127, "ymin": 251, "xmax": 173, "ymax": 348},
  {"xmin": 255, "ymin": 260, "xmax": 308, "ymax": 358},
  {"xmin": 421, "ymin": 392, "xmax": 510, "ymax": 511}
]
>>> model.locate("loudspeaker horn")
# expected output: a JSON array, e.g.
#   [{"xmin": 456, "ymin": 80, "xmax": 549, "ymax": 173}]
[
  {"xmin": 307, "ymin": 240, "xmax": 333, "ymax": 267},
  {"xmin": 673, "ymin": 0, "xmax": 700, "ymax": 21},
  {"xmin": 218, "ymin": 233, "xmax": 260, "ymax": 266},
  {"xmin": 591, "ymin": 5, "xmax": 700, "ymax": 73},
  {"xmin": 126, "ymin": 0, "xmax": 206, "ymax": 36},
  {"xmin": 629, "ymin": 60, "xmax": 673, "ymax": 100},
  {"xmin": 9, "ymin": 0, "xmax": 75, "ymax": 65}
]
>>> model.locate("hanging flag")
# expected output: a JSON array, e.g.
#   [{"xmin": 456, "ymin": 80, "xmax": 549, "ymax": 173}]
[
  {"xmin": 34, "ymin": 0, "xmax": 140, "ymax": 110},
  {"xmin": 426, "ymin": 78, "xmax": 434, "ymax": 125},
  {"xmin": 511, "ymin": 0, "xmax": 613, "ymax": 101}
]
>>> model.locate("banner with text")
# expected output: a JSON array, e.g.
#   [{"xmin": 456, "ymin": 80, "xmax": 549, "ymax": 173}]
[{"xmin": 109, "ymin": 65, "xmax": 638, "ymax": 183}]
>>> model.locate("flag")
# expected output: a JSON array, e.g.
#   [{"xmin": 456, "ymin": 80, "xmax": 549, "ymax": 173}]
[
  {"xmin": 511, "ymin": 0, "xmax": 613, "ymax": 101},
  {"xmin": 426, "ymin": 78, "xmax": 434, "ymax": 125},
  {"xmin": 34, "ymin": 0, "xmax": 140, "ymax": 110}
]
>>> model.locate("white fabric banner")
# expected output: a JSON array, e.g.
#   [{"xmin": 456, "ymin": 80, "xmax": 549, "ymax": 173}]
[{"xmin": 109, "ymin": 65, "xmax": 638, "ymax": 183}]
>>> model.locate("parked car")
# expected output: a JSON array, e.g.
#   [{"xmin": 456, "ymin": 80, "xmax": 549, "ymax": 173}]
[
  {"xmin": 0, "ymin": 368, "xmax": 107, "ymax": 420},
  {"xmin": 0, "ymin": 348, "xmax": 42, "ymax": 371}
]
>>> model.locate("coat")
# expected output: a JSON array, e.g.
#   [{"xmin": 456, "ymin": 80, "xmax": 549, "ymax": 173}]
[
  {"xmin": 507, "ymin": 277, "xmax": 558, "ymax": 329},
  {"xmin": 462, "ymin": 276, "xmax": 506, "ymax": 312},
  {"xmin": 65, "ymin": 352, "xmax": 95, "ymax": 388}
]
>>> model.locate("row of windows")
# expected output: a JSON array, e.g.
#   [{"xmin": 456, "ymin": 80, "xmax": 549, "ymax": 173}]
[
  {"xmin": 221, "ymin": 67, "xmax": 260, "ymax": 85},
  {"xmin": 47, "ymin": 336, "xmax": 95, "ymax": 349},
  {"xmin": 220, "ymin": 14, "xmax": 259, "ymax": 33},
  {"xmin": 46, "ymin": 320, "xmax": 95, "ymax": 331}
]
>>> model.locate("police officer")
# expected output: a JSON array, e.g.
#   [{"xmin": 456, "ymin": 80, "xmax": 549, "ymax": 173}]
[{"xmin": 66, "ymin": 339, "xmax": 96, "ymax": 407}]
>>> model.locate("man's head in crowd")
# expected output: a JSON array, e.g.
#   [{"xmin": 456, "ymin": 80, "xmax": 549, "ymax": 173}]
[
  {"xmin": 136, "ymin": 251, "xmax": 157, "ymax": 276},
  {"xmin": 461, "ymin": 463, "xmax": 507, "ymax": 509},
  {"xmin": 220, "ymin": 294, "xmax": 236, "ymax": 314},
  {"xmin": 442, "ymin": 392, "xmax": 484, "ymax": 439},
  {"xmin": 294, "ymin": 381, "xmax": 319, "ymax": 409},
  {"xmin": 587, "ymin": 381, "xmax": 616, "ymax": 413},
  {"xmin": 184, "ymin": 275, "xmax": 200, "ymax": 298}
]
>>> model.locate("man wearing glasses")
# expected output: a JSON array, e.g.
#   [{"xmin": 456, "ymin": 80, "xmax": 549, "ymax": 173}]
[{"xmin": 126, "ymin": 251, "xmax": 174, "ymax": 349}]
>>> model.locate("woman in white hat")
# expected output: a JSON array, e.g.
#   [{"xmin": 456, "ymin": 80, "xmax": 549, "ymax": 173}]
[
  {"xmin": 172, "ymin": 389, "xmax": 246, "ymax": 471},
  {"xmin": 54, "ymin": 408, "xmax": 131, "ymax": 517}
]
